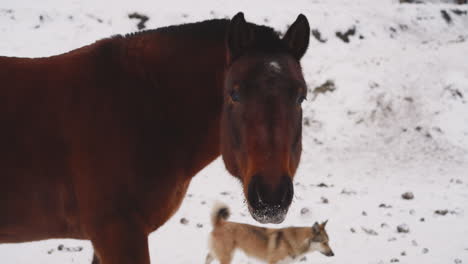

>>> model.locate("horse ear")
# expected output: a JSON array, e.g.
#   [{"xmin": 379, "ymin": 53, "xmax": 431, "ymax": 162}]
[
  {"xmin": 282, "ymin": 14, "xmax": 310, "ymax": 60},
  {"xmin": 226, "ymin": 12, "xmax": 254, "ymax": 64}
]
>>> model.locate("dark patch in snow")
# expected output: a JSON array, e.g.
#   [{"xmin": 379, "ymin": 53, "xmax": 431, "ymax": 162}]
[
  {"xmin": 445, "ymin": 85, "xmax": 464, "ymax": 99},
  {"xmin": 441, "ymin": 10, "xmax": 453, "ymax": 24},
  {"xmin": 454, "ymin": 259, "xmax": 462, "ymax": 264},
  {"xmin": 311, "ymin": 29, "xmax": 327, "ymax": 43},
  {"xmin": 87, "ymin": 14, "xmax": 103, "ymax": 23},
  {"xmin": 336, "ymin": 26, "xmax": 356, "ymax": 43},
  {"xmin": 341, "ymin": 189, "xmax": 357, "ymax": 195},
  {"xmin": 313, "ymin": 138, "xmax": 324, "ymax": 145},
  {"xmin": 299, "ymin": 256, "xmax": 307, "ymax": 261},
  {"xmin": 404, "ymin": 97, "xmax": 414, "ymax": 103},
  {"xmin": 300, "ymin": 207, "xmax": 310, "ymax": 215},
  {"xmin": 180, "ymin": 217, "xmax": 189, "ymax": 225},
  {"xmin": 399, "ymin": 24, "xmax": 409, "ymax": 31},
  {"xmin": 362, "ymin": 211, "xmax": 367, "ymax": 216},
  {"xmin": 422, "ymin": 248, "xmax": 429, "ymax": 254},
  {"xmin": 220, "ymin": 191, "xmax": 230, "ymax": 195},
  {"xmin": 402, "ymin": 192, "xmax": 414, "ymax": 200},
  {"xmin": 416, "ymin": 16, "xmax": 436, "ymax": 21},
  {"xmin": 321, "ymin": 197, "xmax": 329, "ymax": 204},
  {"xmin": 128, "ymin": 12, "xmax": 149, "ymax": 30},
  {"xmin": 57, "ymin": 244, "xmax": 83, "ymax": 252},
  {"xmin": 450, "ymin": 178, "xmax": 463, "ymax": 184},
  {"xmin": 312, "ymin": 80, "xmax": 336, "ymax": 100},
  {"xmin": 379, "ymin": 203, "xmax": 393, "ymax": 208},
  {"xmin": 452, "ymin": 9, "xmax": 467, "ymax": 16},
  {"xmin": 196, "ymin": 223, "xmax": 203, "ymax": 228},
  {"xmin": 399, "ymin": 0, "xmax": 423, "ymax": 3},
  {"xmin": 389, "ymin": 27, "xmax": 398, "ymax": 38},
  {"xmin": 350, "ymin": 227, "xmax": 356, "ymax": 233},
  {"xmin": 370, "ymin": 82, "xmax": 380, "ymax": 89},
  {"xmin": 317, "ymin": 182, "xmax": 330, "ymax": 188},
  {"xmin": 433, "ymin": 127, "xmax": 443, "ymax": 134},
  {"xmin": 0, "ymin": 9, "xmax": 13, "ymax": 14},
  {"xmin": 434, "ymin": 209, "xmax": 457, "ymax": 215},
  {"xmin": 397, "ymin": 224, "xmax": 410, "ymax": 233},
  {"xmin": 435, "ymin": 209, "xmax": 449, "ymax": 215},
  {"xmin": 361, "ymin": 227, "xmax": 378, "ymax": 236},
  {"xmin": 390, "ymin": 258, "xmax": 400, "ymax": 262},
  {"xmin": 401, "ymin": 251, "xmax": 406, "ymax": 256}
]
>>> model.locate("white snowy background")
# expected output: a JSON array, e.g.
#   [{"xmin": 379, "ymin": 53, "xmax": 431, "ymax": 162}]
[{"xmin": 1, "ymin": 0, "xmax": 467, "ymax": 263}]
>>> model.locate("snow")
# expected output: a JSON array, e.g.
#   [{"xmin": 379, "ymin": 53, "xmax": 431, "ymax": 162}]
[{"xmin": 1, "ymin": 0, "xmax": 468, "ymax": 263}]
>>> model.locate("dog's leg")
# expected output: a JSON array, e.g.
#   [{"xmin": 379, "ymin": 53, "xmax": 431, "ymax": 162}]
[
  {"xmin": 219, "ymin": 256, "xmax": 233, "ymax": 264},
  {"xmin": 266, "ymin": 232, "xmax": 278, "ymax": 262},
  {"xmin": 205, "ymin": 253, "xmax": 214, "ymax": 264},
  {"xmin": 90, "ymin": 218, "xmax": 149, "ymax": 264},
  {"xmin": 267, "ymin": 231, "xmax": 285, "ymax": 264},
  {"xmin": 217, "ymin": 250, "xmax": 233, "ymax": 264}
]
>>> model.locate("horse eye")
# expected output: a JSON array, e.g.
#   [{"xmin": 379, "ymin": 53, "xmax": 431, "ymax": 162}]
[
  {"xmin": 297, "ymin": 95, "xmax": 307, "ymax": 104},
  {"xmin": 230, "ymin": 90, "xmax": 240, "ymax": 102}
]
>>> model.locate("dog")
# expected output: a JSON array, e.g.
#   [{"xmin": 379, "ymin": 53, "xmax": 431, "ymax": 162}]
[{"xmin": 205, "ymin": 203, "xmax": 334, "ymax": 264}]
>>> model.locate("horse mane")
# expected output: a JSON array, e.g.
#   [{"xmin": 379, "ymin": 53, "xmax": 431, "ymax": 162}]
[{"xmin": 119, "ymin": 18, "xmax": 289, "ymax": 55}]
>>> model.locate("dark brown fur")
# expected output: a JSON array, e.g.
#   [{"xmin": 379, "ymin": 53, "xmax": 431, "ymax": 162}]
[{"xmin": 0, "ymin": 13, "xmax": 310, "ymax": 264}]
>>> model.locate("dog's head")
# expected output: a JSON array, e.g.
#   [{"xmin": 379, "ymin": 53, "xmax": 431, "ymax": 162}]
[{"xmin": 308, "ymin": 220, "xmax": 334, "ymax": 257}]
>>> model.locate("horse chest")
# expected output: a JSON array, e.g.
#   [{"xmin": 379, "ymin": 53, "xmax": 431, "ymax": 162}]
[{"xmin": 142, "ymin": 175, "xmax": 192, "ymax": 233}]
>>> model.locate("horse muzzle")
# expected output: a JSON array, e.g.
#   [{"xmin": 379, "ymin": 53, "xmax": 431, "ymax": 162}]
[{"xmin": 246, "ymin": 174, "xmax": 293, "ymax": 224}]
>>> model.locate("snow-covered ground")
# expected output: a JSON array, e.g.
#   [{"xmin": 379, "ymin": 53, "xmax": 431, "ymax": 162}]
[{"xmin": 1, "ymin": 0, "xmax": 467, "ymax": 263}]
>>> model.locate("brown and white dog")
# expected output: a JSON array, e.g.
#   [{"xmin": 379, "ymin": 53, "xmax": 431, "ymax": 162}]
[{"xmin": 205, "ymin": 204, "xmax": 334, "ymax": 264}]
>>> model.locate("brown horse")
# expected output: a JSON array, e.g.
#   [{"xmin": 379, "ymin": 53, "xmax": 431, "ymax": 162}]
[{"xmin": 0, "ymin": 12, "xmax": 310, "ymax": 264}]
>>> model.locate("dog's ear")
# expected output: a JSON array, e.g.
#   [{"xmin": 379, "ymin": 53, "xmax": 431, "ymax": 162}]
[
  {"xmin": 312, "ymin": 222, "xmax": 320, "ymax": 233},
  {"xmin": 322, "ymin": 220, "xmax": 328, "ymax": 228}
]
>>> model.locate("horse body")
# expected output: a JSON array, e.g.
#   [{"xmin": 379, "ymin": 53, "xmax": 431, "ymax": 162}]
[
  {"xmin": 0, "ymin": 14, "xmax": 310, "ymax": 264},
  {"xmin": 0, "ymin": 27, "xmax": 225, "ymax": 238},
  {"xmin": 0, "ymin": 50, "xmax": 97, "ymax": 241}
]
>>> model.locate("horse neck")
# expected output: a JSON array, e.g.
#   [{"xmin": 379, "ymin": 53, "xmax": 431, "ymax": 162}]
[{"xmin": 119, "ymin": 32, "xmax": 227, "ymax": 178}]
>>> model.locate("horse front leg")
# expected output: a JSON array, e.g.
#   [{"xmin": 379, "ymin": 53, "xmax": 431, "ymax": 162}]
[{"xmin": 90, "ymin": 218, "xmax": 150, "ymax": 264}]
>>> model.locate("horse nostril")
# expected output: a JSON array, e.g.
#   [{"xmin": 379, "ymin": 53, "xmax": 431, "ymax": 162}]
[{"xmin": 248, "ymin": 175, "xmax": 293, "ymax": 209}]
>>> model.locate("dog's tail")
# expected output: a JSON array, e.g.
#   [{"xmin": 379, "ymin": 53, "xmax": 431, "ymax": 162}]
[{"xmin": 211, "ymin": 202, "xmax": 230, "ymax": 226}]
